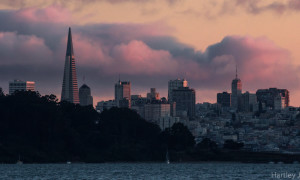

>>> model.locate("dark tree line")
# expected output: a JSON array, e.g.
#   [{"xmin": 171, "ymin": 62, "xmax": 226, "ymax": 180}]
[
  {"xmin": 0, "ymin": 91, "xmax": 195, "ymax": 163},
  {"xmin": 1, "ymin": 91, "xmax": 297, "ymax": 163}
]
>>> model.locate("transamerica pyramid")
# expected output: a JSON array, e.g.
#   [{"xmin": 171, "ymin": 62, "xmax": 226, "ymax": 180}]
[{"xmin": 61, "ymin": 27, "xmax": 80, "ymax": 104}]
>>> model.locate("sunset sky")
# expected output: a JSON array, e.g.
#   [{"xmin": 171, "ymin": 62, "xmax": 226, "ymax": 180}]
[{"xmin": 0, "ymin": 0, "xmax": 300, "ymax": 106}]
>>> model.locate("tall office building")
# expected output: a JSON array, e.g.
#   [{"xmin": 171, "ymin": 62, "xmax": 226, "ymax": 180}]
[
  {"xmin": 256, "ymin": 88, "xmax": 289, "ymax": 109},
  {"xmin": 168, "ymin": 78, "xmax": 188, "ymax": 102},
  {"xmin": 61, "ymin": 27, "xmax": 80, "ymax": 104},
  {"xmin": 172, "ymin": 87, "xmax": 196, "ymax": 117},
  {"xmin": 79, "ymin": 84, "xmax": 93, "ymax": 106},
  {"xmin": 231, "ymin": 67, "xmax": 242, "ymax": 110},
  {"xmin": 115, "ymin": 80, "xmax": 131, "ymax": 108},
  {"xmin": 217, "ymin": 92, "xmax": 231, "ymax": 107},
  {"xmin": 0, "ymin": 87, "xmax": 3, "ymax": 96},
  {"xmin": 9, "ymin": 80, "xmax": 35, "ymax": 95}
]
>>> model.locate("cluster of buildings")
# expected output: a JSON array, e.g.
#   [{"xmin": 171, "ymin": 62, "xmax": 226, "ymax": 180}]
[
  {"xmin": 96, "ymin": 78, "xmax": 196, "ymax": 131},
  {"xmin": 1, "ymin": 27, "xmax": 300, "ymax": 153},
  {"xmin": 192, "ymin": 103, "xmax": 300, "ymax": 153},
  {"xmin": 191, "ymin": 69, "xmax": 299, "ymax": 153},
  {"xmin": 217, "ymin": 70, "xmax": 289, "ymax": 112}
]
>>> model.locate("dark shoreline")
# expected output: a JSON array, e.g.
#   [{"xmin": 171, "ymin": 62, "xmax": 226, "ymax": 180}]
[
  {"xmin": 184, "ymin": 150, "xmax": 300, "ymax": 164},
  {"xmin": 1, "ymin": 150, "xmax": 300, "ymax": 164}
]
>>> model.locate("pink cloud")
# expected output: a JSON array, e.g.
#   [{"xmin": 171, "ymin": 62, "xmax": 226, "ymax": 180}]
[
  {"xmin": 110, "ymin": 40, "xmax": 176, "ymax": 75},
  {"xmin": 13, "ymin": 5, "xmax": 72, "ymax": 23},
  {"xmin": 228, "ymin": 36, "xmax": 294, "ymax": 89},
  {"xmin": 185, "ymin": 35, "xmax": 298, "ymax": 104},
  {"xmin": 71, "ymin": 33, "xmax": 106, "ymax": 66}
]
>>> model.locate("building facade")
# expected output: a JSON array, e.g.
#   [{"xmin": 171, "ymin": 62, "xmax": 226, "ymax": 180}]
[
  {"xmin": 256, "ymin": 88, "xmax": 289, "ymax": 109},
  {"xmin": 147, "ymin": 88, "xmax": 160, "ymax": 101},
  {"xmin": 168, "ymin": 78, "xmax": 188, "ymax": 102},
  {"xmin": 171, "ymin": 87, "xmax": 196, "ymax": 117},
  {"xmin": 61, "ymin": 27, "xmax": 80, "ymax": 104},
  {"xmin": 231, "ymin": 75, "xmax": 242, "ymax": 111},
  {"xmin": 217, "ymin": 91, "xmax": 231, "ymax": 107},
  {"xmin": 115, "ymin": 80, "xmax": 131, "ymax": 108},
  {"xmin": 79, "ymin": 84, "xmax": 93, "ymax": 106},
  {"xmin": 144, "ymin": 101, "xmax": 171, "ymax": 124},
  {"xmin": 96, "ymin": 100, "xmax": 116, "ymax": 113},
  {"xmin": 159, "ymin": 116, "xmax": 180, "ymax": 130},
  {"xmin": 9, "ymin": 80, "xmax": 35, "ymax": 95},
  {"xmin": 241, "ymin": 91, "xmax": 257, "ymax": 112},
  {"xmin": 274, "ymin": 94, "xmax": 286, "ymax": 110},
  {"xmin": 131, "ymin": 95, "xmax": 148, "ymax": 118}
]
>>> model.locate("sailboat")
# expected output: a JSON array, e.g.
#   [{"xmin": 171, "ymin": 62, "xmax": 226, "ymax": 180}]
[
  {"xmin": 166, "ymin": 149, "xmax": 170, "ymax": 164},
  {"xmin": 16, "ymin": 154, "xmax": 23, "ymax": 164}
]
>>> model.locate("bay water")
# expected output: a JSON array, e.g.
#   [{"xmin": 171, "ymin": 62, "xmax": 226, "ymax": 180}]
[{"xmin": 0, "ymin": 162, "xmax": 299, "ymax": 180}]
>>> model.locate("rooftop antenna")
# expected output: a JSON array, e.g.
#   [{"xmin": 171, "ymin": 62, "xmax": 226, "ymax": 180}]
[
  {"xmin": 118, "ymin": 74, "xmax": 122, "ymax": 84},
  {"xmin": 236, "ymin": 64, "xmax": 238, "ymax": 79},
  {"xmin": 83, "ymin": 75, "xmax": 86, "ymax": 84}
]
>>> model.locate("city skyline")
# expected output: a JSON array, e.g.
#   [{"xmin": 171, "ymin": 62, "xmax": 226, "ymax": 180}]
[{"xmin": 0, "ymin": 1, "xmax": 300, "ymax": 106}]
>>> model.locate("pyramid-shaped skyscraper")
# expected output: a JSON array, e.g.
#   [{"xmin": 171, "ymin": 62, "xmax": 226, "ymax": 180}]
[{"xmin": 61, "ymin": 27, "xmax": 79, "ymax": 104}]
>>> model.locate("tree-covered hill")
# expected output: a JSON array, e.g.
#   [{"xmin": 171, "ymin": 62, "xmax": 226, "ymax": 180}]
[{"xmin": 0, "ymin": 91, "xmax": 195, "ymax": 163}]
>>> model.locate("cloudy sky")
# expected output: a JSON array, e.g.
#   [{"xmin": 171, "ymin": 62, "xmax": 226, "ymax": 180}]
[{"xmin": 0, "ymin": 0, "xmax": 300, "ymax": 106}]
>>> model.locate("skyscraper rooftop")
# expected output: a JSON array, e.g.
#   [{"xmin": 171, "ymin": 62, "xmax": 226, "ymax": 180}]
[{"xmin": 66, "ymin": 27, "xmax": 74, "ymax": 56}]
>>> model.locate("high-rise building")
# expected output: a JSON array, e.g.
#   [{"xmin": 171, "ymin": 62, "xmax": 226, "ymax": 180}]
[
  {"xmin": 61, "ymin": 27, "xmax": 80, "ymax": 104},
  {"xmin": 9, "ymin": 80, "xmax": 35, "ymax": 95},
  {"xmin": 241, "ymin": 91, "xmax": 257, "ymax": 112},
  {"xmin": 115, "ymin": 80, "xmax": 131, "ymax": 108},
  {"xmin": 256, "ymin": 88, "xmax": 289, "ymax": 109},
  {"xmin": 217, "ymin": 92, "xmax": 231, "ymax": 107},
  {"xmin": 79, "ymin": 84, "xmax": 93, "ymax": 106},
  {"xmin": 231, "ymin": 67, "xmax": 242, "ymax": 111},
  {"xmin": 171, "ymin": 87, "xmax": 196, "ymax": 117},
  {"xmin": 147, "ymin": 88, "xmax": 160, "ymax": 101},
  {"xmin": 168, "ymin": 78, "xmax": 188, "ymax": 102}
]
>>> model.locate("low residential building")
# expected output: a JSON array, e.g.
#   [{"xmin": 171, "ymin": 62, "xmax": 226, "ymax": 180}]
[
  {"xmin": 9, "ymin": 80, "xmax": 35, "ymax": 95},
  {"xmin": 96, "ymin": 100, "xmax": 116, "ymax": 113}
]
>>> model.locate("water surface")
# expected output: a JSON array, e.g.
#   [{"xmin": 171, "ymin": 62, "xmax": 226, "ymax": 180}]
[{"xmin": 0, "ymin": 162, "xmax": 299, "ymax": 180}]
